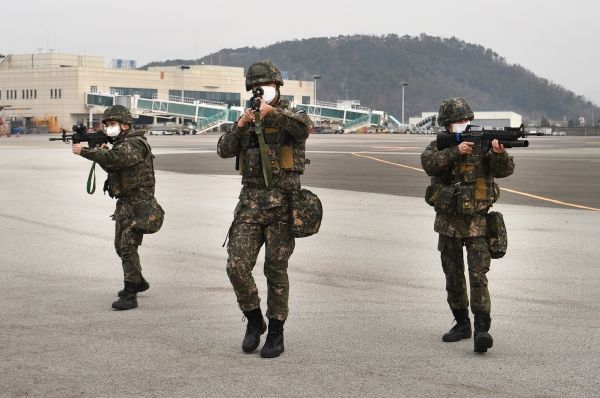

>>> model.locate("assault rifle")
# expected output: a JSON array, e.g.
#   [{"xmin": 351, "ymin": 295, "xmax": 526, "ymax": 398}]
[
  {"xmin": 235, "ymin": 87, "xmax": 266, "ymax": 170},
  {"xmin": 49, "ymin": 124, "xmax": 113, "ymax": 195},
  {"xmin": 436, "ymin": 124, "xmax": 529, "ymax": 153},
  {"xmin": 49, "ymin": 124, "xmax": 113, "ymax": 148}
]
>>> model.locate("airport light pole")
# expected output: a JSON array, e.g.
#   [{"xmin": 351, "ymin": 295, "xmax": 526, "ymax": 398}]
[
  {"xmin": 311, "ymin": 75, "xmax": 321, "ymax": 104},
  {"xmin": 400, "ymin": 82, "xmax": 409, "ymax": 124},
  {"xmin": 180, "ymin": 65, "xmax": 190, "ymax": 102}
]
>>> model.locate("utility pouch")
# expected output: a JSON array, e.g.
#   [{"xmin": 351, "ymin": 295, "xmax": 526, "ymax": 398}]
[
  {"xmin": 487, "ymin": 211, "xmax": 507, "ymax": 259},
  {"xmin": 132, "ymin": 197, "xmax": 165, "ymax": 234},
  {"xmin": 434, "ymin": 184, "xmax": 456, "ymax": 214},
  {"xmin": 243, "ymin": 148, "xmax": 263, "ymax": 177},
  {"xmin": 290, "ymin": 189, "xmax": 323, "ymax": 238},
  {"xmin": 424, "ymin": 185, "xmax": 437, "ymax": 207},
  {"xmin": 457, "ymin": 185, "xmax": 475, "ymax": 215},
  {"xmin": 266, "ymin": 144, "xmax": 281, "ymax": 175}
]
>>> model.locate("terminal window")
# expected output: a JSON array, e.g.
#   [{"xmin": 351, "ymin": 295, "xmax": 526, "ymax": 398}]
[{"xmin": 110, "ymin": 87, "xmax": 157, "ymax": 99}]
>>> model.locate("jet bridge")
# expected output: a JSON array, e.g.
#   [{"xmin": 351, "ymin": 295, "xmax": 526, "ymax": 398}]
[
  {"xmin": 294, "ymin": 100, "xmax": 384, "ymax": 131},
  {"xmin": 85, "ymin": 90, "xmax": 238, "ymax": 126}
]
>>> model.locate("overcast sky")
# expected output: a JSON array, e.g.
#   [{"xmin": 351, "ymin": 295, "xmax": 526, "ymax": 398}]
[{"xmin": 4, "ymin": 0, "xmax": 599, "ymax": 104}]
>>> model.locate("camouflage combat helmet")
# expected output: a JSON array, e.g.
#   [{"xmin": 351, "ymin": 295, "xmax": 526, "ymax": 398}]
[
  {"xmin": 437, "ymin": 98, "xmax": 474, "ymax": 127},
  {"xmin": 245, "ymin": 61, "xmax": 284, "ymax": 91},
  {"xmin": 102, "ymin": 105, "xmax": 133, "ymax": 124}
]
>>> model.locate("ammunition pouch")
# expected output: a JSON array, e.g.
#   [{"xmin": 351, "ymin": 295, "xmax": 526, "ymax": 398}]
[
  {"xmin": 239, "ymin": 128, "xmax": 304, "ymax": 177},
  {"xmin": 290, "ymin": 189, "xmax": 323, "ymax": 238},
  {"xmin": 425, "ymin": 185, "xmax": 436, "ymax": 206},
  {"xmin": 104, "ymin": 172, "xmax": 123, "ymax": 198},
  {"xmin": 431, "ymin": 183, "xmax": 457, "ymax": 215},
  {"xmin": 132, "ymin": 197, "xmax": 165, "ymax": 234},
  {"xmin": 486, "ymin": 211, "xmax": 507, "ymax": 259}
]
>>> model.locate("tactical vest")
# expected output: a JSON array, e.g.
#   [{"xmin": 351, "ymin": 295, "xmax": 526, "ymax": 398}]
[
  {"xmin": 238, "ymin": 127, "xmax": 306, "ymax": 179},
  {"xmin": 105, "ymin": 135, "xmax": 156, "ymax": 198},
  {"xmin": 425, "ymin": 152, "xmax": 500, "ymax": 216}
]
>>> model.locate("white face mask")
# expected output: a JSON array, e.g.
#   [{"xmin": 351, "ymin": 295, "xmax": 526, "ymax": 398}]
[
  {"xmin": 260, "ymin": 86, "xmax": 277, "ymax": 104},
  {"xmin": 451, "ymin": 121, "xmax": 470, "ymax": 133},
  {"xmin": 106, "ymin": 125, "xmax": 121, "ymax": 137}
]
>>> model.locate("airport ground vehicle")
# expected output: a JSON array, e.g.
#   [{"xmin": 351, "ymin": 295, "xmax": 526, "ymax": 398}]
[{"xmin": 148, "ymin": 122, "xmax": 197, "ymax": 135}]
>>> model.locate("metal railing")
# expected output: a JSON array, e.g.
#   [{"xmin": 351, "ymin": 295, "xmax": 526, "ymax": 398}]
[
  {"xmin": 344, "ymin": 114, "xmax": 370, "ymax": 129},
  {"xmin": 150, "ymin": 93, "xmax": 227, "ymax": 107},
  {"xmin": 311, "ymin": 100, "xmax": 338, "ymax": 108},
  {"xmin": 196, "ymin": 110, "xmax": 228, "ymax": 130}
]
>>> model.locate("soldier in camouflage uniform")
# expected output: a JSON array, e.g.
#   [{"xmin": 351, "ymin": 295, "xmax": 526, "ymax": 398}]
[
  {"xmin": 421, "ymin": 98, "xmax": 515, "ymax": 353},
  {"xmin": 72, "ymin": 105, "xmax": 162, "ymax": 310},
  {"xmin": 217, "ymin": 61, "xmax": 313, "ymax": 358}
]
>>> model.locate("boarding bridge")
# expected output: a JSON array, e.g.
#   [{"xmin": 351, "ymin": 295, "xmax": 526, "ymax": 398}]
[
  {"xmin": 388, "ymin": 115, "xmax": 413, "ymax": 131},
  {"xmin": 415, "ymin": 115, "xmax": 437, "ymax": 130},
  {"xmin": 295, "ymin": 100, "xmax": 383, "ymax": 131},
  {"xmin": 85, "ymin": 91, "xmax": 239, "ymax": 126}
]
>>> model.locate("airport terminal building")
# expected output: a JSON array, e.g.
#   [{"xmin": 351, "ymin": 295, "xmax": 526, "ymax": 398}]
[{"xmin": 0, "ymin": 53, "xmax": 315, "ymax": 131}]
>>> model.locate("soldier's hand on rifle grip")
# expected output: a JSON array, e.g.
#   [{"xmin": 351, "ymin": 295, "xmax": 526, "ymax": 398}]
[
  {"xmin": 237, "ymin": 109, "xmax": 255, "ymax": 128},
  {"xmin": 72, "ymin": 143, "xmax": 83, "ymax": 155},
  {"xmin": 258, "ymin": 99, "xmax": 274, "ymax": 119},
  {"xmin": 458, "ymin": 141, "xmax": 474, "ymax": 155},
  {"xmin": 492, "ymin": 139, "xmax": 506, "ymax": 154}
]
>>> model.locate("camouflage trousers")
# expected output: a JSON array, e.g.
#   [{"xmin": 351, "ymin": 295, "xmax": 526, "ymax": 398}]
[
  {"xmin": 438, "ymin": 234, "xmax": 491, "ymax": 315},
  {"xmin": 114, "ymin": 199, "xmax": 144, "ymax": 283},
  {"xmin": 226, "ymin": 202, "xmax": 295, "ymax": 321}
]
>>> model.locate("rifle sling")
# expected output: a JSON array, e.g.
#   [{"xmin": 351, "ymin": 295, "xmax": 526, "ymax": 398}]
[
  {"xmin": 87, "ymin": 161, "xmax": 97, "ymax": 195},
  {"xmin": 255, "ymin": 114, "xmax": 273, "ymax": 188}
]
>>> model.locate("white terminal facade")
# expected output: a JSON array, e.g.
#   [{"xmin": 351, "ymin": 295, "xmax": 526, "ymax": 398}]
[{"xmin": 0, "ymin": 53, "xmax": 315, "ymax": 131}]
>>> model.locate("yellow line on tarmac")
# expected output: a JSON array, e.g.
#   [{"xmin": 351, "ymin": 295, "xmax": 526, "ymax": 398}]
[
  {"xmin": 351, "ymin": 152, "xmax": 425, "ymax": 172},
  {"xmin": 351, "ymin": 152, "xmax": 600, "ymax": 212},
  {"xmin": 499, "ymin": 188, "xmax": 600, "ymax": 212}
]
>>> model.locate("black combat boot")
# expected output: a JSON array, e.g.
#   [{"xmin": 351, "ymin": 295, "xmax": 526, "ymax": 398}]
[
  {"xmin": 112, "ymin": 282, "xmax": 138, "ymax": 310},
  {"xmin": 473, "ymin": 313, "xmax": 493, "ymax": 353},
  {"xmin": 118, "ymin": 276, "xmax": 150, "ymax": 297},
  {"xmin": 261, "ymin": 319, "xmax": 285, "ymax": 358},
  {"xmin": 442, "ymin": 308, "xmax": 472, "ymax": 342},
  {"xmin": 242, "ymin": 308, "xmax": 267, "ymax": 353}
]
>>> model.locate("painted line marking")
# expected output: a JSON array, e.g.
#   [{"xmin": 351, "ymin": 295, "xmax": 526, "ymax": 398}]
[
  {"xmin": 351, "ymin": 152, "xmax": 425, "ymax": 172},
  {"xmin": 499, "ymin": 188, "xmax": 600, "ymax": 212},
  {"xmin": 351, "ymin": 152, "xmax": 600, "ymax": 212}
]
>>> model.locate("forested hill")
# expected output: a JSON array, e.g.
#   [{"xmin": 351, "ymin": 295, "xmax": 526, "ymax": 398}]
[{"xmin": 141, "ymin": 34, "xmax": 598, "ymax": 123}]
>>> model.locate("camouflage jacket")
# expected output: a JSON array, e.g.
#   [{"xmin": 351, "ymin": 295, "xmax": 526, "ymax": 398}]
[
  {"xmin": 421, "ymin": 138, "xmax": 515, "ymax": 238},
  {"xmin": 217, "ymin": 98, "xmax": 312, "ymax": 210},
  {"xmin": 80, "ymin": 129, "xmax": 156, "ymax": 199}
]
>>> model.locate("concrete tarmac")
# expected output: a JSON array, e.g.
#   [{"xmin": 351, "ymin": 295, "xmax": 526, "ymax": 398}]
[{"xmin": 1, "ymin": 134, "xmax": 599, "ymax": 397}]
